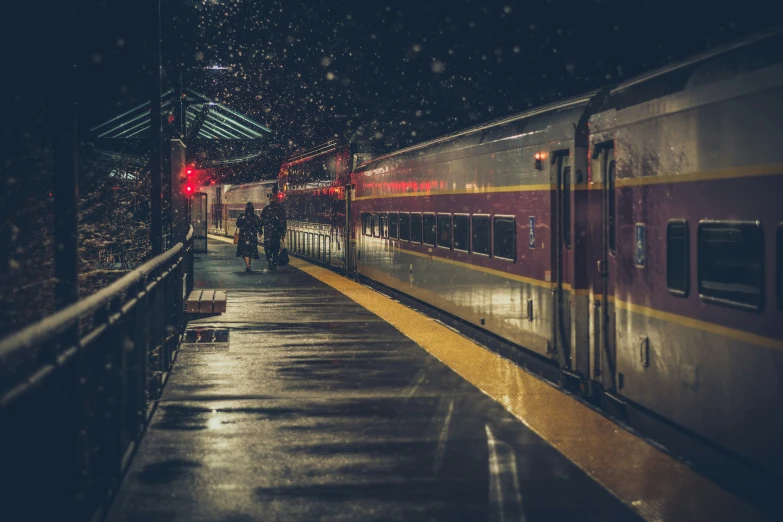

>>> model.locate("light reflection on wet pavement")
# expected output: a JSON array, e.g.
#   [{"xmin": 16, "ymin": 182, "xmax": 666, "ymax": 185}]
[{"xmin": 106, "ymin": 242, "xmax": 640, "ymax": 522}]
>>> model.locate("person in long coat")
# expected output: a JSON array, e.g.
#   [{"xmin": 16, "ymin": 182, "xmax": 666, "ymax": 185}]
[
  {"xmin": 236, "ymin": 201, "xmax": 263, "ymax": 272},
  {"xmin": 260, "ymin": 185, "xmax": 287, "ymax": 271}
]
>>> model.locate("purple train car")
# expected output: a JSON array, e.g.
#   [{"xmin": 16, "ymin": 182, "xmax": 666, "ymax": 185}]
[
  {"xmin": 349, "ymin": 28, "xmax": 783, "ymax": 478},
  {"xmin": 278, "ymin": 140, "xmax": 353, "ymax": 269},
  {"xmin": 587, "ymin": 28, "xmax": 783, "ymax": 476}
]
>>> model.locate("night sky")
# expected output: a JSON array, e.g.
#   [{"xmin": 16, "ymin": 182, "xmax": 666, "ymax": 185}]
[{"xmin": 1, "ymin": 0, "xmax": 776, "ymax": 181}]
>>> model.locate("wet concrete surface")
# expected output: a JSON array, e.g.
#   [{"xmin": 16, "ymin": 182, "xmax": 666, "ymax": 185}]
[{"xmin": 106, "ymin": 242, "xmax": 642, "ymax": 522}]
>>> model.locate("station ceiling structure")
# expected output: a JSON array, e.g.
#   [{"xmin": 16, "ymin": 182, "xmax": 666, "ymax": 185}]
[{"xmin": 90, "ymin": 88, "xmax": 271, "ymax": 141}]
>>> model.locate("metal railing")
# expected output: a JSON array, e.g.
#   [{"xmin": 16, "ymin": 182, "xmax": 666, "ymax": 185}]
[
  {"xmin": 0, "ymin": 228, "xmax": 194, "ymax": 521},
  {"xmin": 289, "ymin": 225, "xmax": 338, "ymax": 266}
]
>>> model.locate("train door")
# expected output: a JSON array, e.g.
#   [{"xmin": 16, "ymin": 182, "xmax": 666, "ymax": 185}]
[
  {"xmin": 222, "ymin": 203, "xmax": 228, "ymax": 236},
  {"xmin": 191, "ymin": 192, "xmax": 208, "ymax": 253},
  {"xmin": 593, "ymin": 143, "xmax": 617, "ymax": 393},
  {"xmin": 214, "ymin": 187, "xmax": 222, "ymax": 233},
  {"xmin": 346, "ymin": 184, "xmax": 357, "ymax": 273},
  {"xmin": 552, "ymin": 150, "xmax": 572, "ymax": 371}
]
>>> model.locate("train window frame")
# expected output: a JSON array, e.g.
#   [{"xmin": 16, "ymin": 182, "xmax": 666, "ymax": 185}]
[
  {"xmin": 410, "ymin": 213, "xmax": 423, "ymax": 244},
  {"xmin": 423, "ymin": 213, "xmax": 436, "ymax": 246},
  {"xmin": 372, "ymin": 213, "xmax": 380, "ymax": 238},
  {"xmin": 453, "ymin": 213, "xmax": 470, "ymax": 252},
  {"xmin": 697, "ymin": 219, "xmax": 764, "ymax": 312},
  {"xmin": 399, "ymin": 213, "xmax": 411, "ymax": 242},
  {"xmin": 471, "ymin": 214, "xmax": 491, "ymax": 257},
  {"xmin": 493, "ymin": 215, "xmax": 516, "ymax": 262},
  {"xmin": 389, "ymin": 212, "xmax": 399, "ymax": 240},
  {"xmin": 436, "ymin": 214, "xmax": 452, "ymax": 249},
  {"xmin": 608, "ymin": 160, "xmax": 616, "ymax": 254},
  {"xmin": 777, "ymin": 224, "xmax": 782, "ymax": 311},
  {"xmin": 380, "ymin": 213, "xmax": 388, "ymax": 239},
  {"xmin": 562, "ymin": 166, "xmax": 572, "ymax": 250},
  {"xmin": 666, "ymin": 219, "xmax": 689, "ymax": 297}
]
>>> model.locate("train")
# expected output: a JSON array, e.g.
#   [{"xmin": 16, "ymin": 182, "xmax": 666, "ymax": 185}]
[
  {"xmin": 277, "ymin": 139, "xmax": 368, "ymax": 269},
  {"xmin": 200, "ymin": 180, "xmax": 278, "ymax": 237},
  {"xmin": 209, "ymin": 28, "xmax": 783, "ymax": 479}
]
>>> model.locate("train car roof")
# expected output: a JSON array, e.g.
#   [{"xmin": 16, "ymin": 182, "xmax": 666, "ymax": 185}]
[
  {"xmin": 224, "ymin": 180, "xmax": 278, "ymax": 192},
  {"xmin": 595, "ymin": 25, "xmax": 783, "ymax": 114},
  {"xmin": 354, "ymin": 90, "xmax": 598, "ymax": 173},
  {"xmin": 283, "ymin": 134, "xmax": 391, "ymax": 165},
  {"xmin": 284, "ymin": 139, "xmax": 344, "ymax": 165}
]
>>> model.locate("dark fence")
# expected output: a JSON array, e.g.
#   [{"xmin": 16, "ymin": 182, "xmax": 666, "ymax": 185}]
[{"xmin": 0, "ymin": 229, "xmax": 194, "ymax": 521}]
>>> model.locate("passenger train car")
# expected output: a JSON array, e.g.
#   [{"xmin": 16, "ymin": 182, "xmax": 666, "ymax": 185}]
[
  {"xmin": 586, "ymin": 30, "xmax": 783, "ymax": 477},
  {"xmin": 277, "ymin": 139, "xmax": 372, "ymax": 269},
  {"xmin": 201, "ymin": 180, "xmax": 277, "ymax": 236},
  {"xmin": 284, "ymin": 28, "xmax": 783, "ymax": 479},
  {"xmin": 199, "ymin": 183, "xmax": 230, "ymax": 236}
]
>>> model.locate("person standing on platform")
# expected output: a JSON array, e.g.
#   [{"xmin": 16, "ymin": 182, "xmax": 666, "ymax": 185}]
[
  {"xmin": 235, "ymin": 201, "xmax": 262, "ymax": 272},
  {"xmin": 261, "ymin": 184, "xmax": 287, "ymax": 271}
]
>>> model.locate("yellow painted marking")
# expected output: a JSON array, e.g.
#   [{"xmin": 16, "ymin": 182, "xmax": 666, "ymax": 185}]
[
  {"xmin": 561, "ymin": 282, "xmax": 592, "ymax": 296},
  {"xmin": 614, "ymin": 163, "xmax": 783, "ymax": 187},
  {"xmin": 573, "ymin": 183, "xmax": 601, "ymax": 191},
  {"xmin": 354, "ymin": 163, "xmax": 782, "ymax": 199},
  {"xmin": 615, "ymin": 298, "xmax": 783, "ymax": 353},
  {"xmin": 354, "ymin": 184, "xmax": 553, "ymax": 201},
  {"xmin": 393, "ymin": 245, "xmax": 555, "ymax": 289},
  {"xmin": 210, "ymin": 234, "xmax": 238, "ymax": 244},
  {"xmin": 283, "ymin": 254, "xmax": 770, "ymax": 522},
  {"xmin": 392, "ymin": 244, "xmax": 594, "ymax": 296}
]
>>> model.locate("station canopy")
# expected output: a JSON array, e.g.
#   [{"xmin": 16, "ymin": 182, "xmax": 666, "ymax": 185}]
[{"xmin": 90, "ymin": 88, "xmax": 271, "ymax": 141}]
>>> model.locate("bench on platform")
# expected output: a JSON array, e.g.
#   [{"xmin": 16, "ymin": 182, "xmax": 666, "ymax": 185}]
[{"xmin": 186, "ymin": 290, "xmax": 227, "ymax": 314}]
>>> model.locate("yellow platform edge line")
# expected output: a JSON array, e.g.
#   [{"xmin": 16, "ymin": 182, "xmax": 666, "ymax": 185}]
[
  {"xmin": 277, "ymin": 253, "xmax": 770, "ymax": 522},
  {"xmin": 209, "ymin": 234, "xmax": 235, "ymax": 244}
]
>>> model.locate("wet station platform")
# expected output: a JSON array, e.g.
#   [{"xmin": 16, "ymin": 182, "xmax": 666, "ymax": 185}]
[{"xmin": 106, "ymin": 239, "xmax": 772, "ymax": 522}]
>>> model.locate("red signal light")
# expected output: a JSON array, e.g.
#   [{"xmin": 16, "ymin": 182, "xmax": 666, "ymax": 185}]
[{"xmin": 186, "ymin": 169, "xmax": 193, "ymax": 175}]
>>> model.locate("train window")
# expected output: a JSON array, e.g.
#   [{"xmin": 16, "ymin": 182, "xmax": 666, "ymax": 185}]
[
  {"xmin": 698, "ymin": 220, "xmax": 764, "ymax": 311},
  {"xmin": 399, "ymin": 213, "xmax": 411, "ymax": 241},
  {"xmin": 362, "ymin": 213, "xmax": 368, "ymax": 236},
  {"xmin": 608, "ymin": 160, "xmax": 616, "ymax": 253},
  {"xmin": 777, "ymin": 224, "xmax": 782, "ymax": 311},
  {"xmin": 437, "ymin": 214, "xmax": 451, "ymax": 249},
  {"xmin": 423, "ymin": 213, "xmax": 436, "ymax": 246},
  {"xmin": 380, "ymin": 214, "xmax": 388, "ymax": 238},
  {"xmin": 562, "ymin": 166, "xmax": 572, "ymax": 249},
  {"xmin": 453, "ymin": 214, "xmax": 469, "ymax": 251},
  {"xmin": 472, "ymin": 215, "xmax": 490, "ymax": 255},
  {"xmin": 372, "ymin": 213, "xmax": 380, "ymax": 238},
  {"xmin": 389, "ymin": 213, "xmax": 399, "ymax": 239},
  {"xmin": 666, "ymin": 220, "xmax": 689, "ymax": 296},
  {"xmin": 494, "ymin": 216, "xmax": 516, "ymax": 261},
  {"xmin": 410, "ymin": 213, "xmax": 423, "ymax": 243}
]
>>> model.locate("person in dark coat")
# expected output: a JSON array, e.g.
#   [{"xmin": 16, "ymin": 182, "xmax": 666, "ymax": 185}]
[
  {"xmin": 260, "ymin": 184, "xmax": 287, "ymax": 271},
  {"xmin": 236, "ymin": 202, "xmax": 263, "ymax": 272}
]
